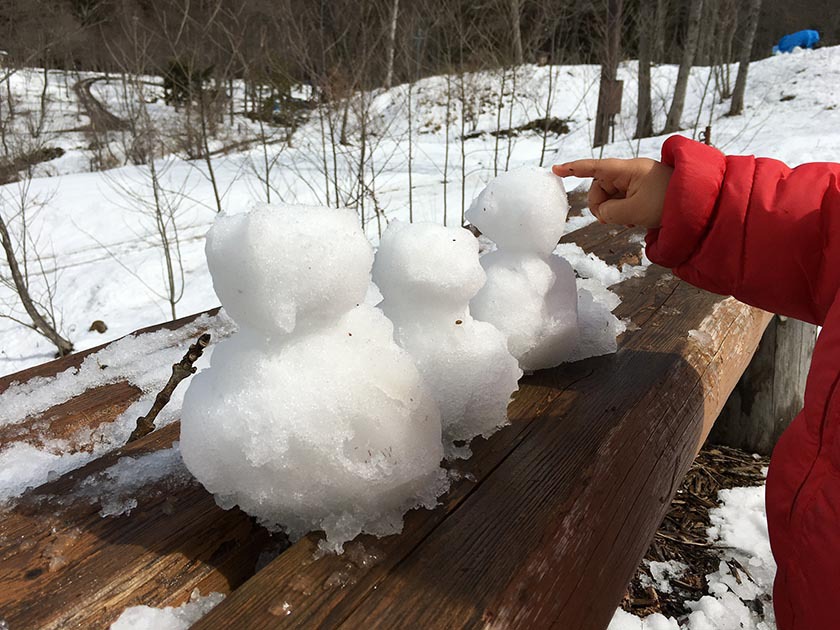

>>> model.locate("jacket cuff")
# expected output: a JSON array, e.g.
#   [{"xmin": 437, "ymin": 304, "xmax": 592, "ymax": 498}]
[{"xmin": 645, "ymin": 135, "xmax": 727, "ymax": 268}]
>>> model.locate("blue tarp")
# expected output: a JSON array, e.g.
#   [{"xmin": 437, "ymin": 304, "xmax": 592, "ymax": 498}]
[{"xmin": 773, "ymin": 29, "xmax": 820, "ymax": 54}]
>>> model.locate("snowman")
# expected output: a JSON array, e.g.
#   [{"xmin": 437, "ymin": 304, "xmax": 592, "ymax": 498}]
[
  {"xmin": 179, "ymin": 205, "xmax": 448, "ymax": 553},
  {"xmin": 372, "ymin": 221, "xmax": 522, "ymax": 457},
  {"xmin": 466, "ymin": 166, "xmax": 579, "ymax": 372}
]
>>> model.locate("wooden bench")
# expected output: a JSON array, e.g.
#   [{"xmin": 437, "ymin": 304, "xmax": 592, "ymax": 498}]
[{"xmin": 0, "ymin": 221, "xmax": 771, "ymax": 630}]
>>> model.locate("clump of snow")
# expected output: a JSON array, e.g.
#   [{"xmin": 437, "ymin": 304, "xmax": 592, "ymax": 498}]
[
  {"xmin": 74, "ymin": 444, "xmax": 191, "ymax": 517},
  {"xmin": 180, "ymin": 205, "xmax": 448, "ymax": 553},
  {"xmin": 110, "ymin": 589, "xmax": 224, "ymax": 630},
  {"xmin": 640, "ymin": 560, "xmax": 689, "ymax": 595},
  {"xmin": 609, "ymin": 610, "xmax": 680, "ymax": 630},
  {"xmin": 372, "ymin": 221, "xmax": 521, "ymax": 454},
  {"xmin": 467, "ymin": 168, "xmax": 579, "ymax": 371}
]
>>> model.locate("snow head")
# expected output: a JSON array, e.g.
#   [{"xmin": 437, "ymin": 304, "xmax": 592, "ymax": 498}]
[
  {"xmin": 372, "ymin": 220, "xmax": 486, "ymax": 319},
  {"xmin": 205, "ymin": 205, "xmax": 374, "ymax": 335},
  {"xmin": 465, "ymin": 166, "xmax": 569, "ymax": 257},
  {"xmin": 372, "ymin": 221, "xmax": 521, "ymax": 454}
]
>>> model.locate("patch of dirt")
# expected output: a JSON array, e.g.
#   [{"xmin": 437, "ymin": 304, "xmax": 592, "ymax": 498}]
[
  {"xmin": 0, "ymin": 146, "xmax": 65, "ymax": 185},
  {"xmin": 620, "ymin": 445, "xmax": 770, "ymax": 620},
  {"xmin": 73, "ymin": 77, "xmax": 129, "ymax": 132},
  {"xmin": 463, "ymin": 116, "xmax": 570, "ymax": 140}
]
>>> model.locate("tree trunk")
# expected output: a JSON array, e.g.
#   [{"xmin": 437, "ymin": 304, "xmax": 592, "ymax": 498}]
[
  {"xmin": 728, "ymin": 0, "xmax": 762, "ymax": 116},
  {"xmin": 635, "ymin": 0, "xmax": 655, "ymax": 139},
  {"xmin": 384, "ymin": 0, "xmax": 400, "ymax": 90},
  {"xmin": 711, "ymin": 315, "xmax": 818, "ymax": 455},
  {"xmin": 510, "ymin": 0, "xmax": 523, "ymax": 65},
  {"xmin": 594, "ymin": 0, "xmax": 623, "ymax": 147},
  {"xmin": 664, "ymin": 0, "xmax": 704, "ymax": 133},
  {"xmin": 653, "ymin": 0, "xmax": 667, "ymax": 62}
]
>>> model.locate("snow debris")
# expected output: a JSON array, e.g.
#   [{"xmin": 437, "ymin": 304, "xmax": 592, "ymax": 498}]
[
  {"xmin": 0, "ymin": 314, "xmax": 232, "ymax": 506},
  {"xmin": 110, "ymin": 589, "xmax": 224, "ymax": 630},
  {"xmin": 180, "ymin": 206, "xmax": 448, "ymax": 553},
  {"xmin": 468, "ymin": 167, "xmax": 580, "ymax": 371},
  {"xmin": 609, "ymin": 609, "xmax": 680, "ymax": 630},
  {"xmin": 373, "ymin": 221, "xmax": 521, "ymax": 454},
  {"xmin": 0, "ymin": 312, "xmax": 234, "ymax": 429},
  {"xmin": 74, "ymin": 444, "xmax": 191, "ymax": 517},
  {"xmin": 640, "ymin": 560, "xmax": 689, "ymax": 594},
  {"xmin": 609, "ymin": 484, "xmax": 775, "ymax": 630}
]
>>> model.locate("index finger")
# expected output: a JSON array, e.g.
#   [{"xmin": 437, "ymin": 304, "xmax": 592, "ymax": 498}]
[{"xmin": 552, "ymin": 158, "xmax": 628, "ymax": 180}]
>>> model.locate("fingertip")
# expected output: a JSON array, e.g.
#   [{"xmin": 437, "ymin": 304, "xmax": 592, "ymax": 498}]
[{"xmin": 551, "ymin": 164, "xmax": 571, "ymax": 176}]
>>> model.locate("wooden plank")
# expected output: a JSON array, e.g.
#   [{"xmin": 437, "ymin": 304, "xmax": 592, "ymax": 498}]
[
  {"xmin": 0, "ymin": 307, "xmax": 276, "ymax": 629},
  {"xmin": 0, "ymin": 421, "xmax": 276, "ymax": 629},
  {"xmin": 193, "ymin": 224, "xmax": 770, "ymax": 629}
]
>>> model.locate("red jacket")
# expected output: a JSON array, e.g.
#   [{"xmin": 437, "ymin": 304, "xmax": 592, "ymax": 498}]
[{"xmin": 646, "ymin": 135, "xmax": 840, "ymax": 629}]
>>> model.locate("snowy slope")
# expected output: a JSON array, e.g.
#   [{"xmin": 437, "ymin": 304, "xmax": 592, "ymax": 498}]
[{"xmin": 1, "ymin": 46, "xmax": 839, "ymax": 376}]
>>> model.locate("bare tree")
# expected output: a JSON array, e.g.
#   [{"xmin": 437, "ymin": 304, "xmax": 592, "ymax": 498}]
[
  {"xmin": 728, "ymin": 0, "xmax": 762, "ymax": 116},
  {"xmin": 510, "ymin": 0, "xmax": 524, "ymax": 65},
  {"xmin": 594, "ymin": 0, "xmax": 624, "ymax": 147},
  {"xmin": 384, "ymin": 0, "xmax": 400, "ymax": 89},
  {"xmin": 0, "ymin": 184, "xmax": 73, "ymax": 356},
  {"xmin": 664, "ymin": 0, "xmax": 704, "ymax": 133},
  {"xmin": 635, "ymin": 0, "xmax": 655, "ymax": 138}
]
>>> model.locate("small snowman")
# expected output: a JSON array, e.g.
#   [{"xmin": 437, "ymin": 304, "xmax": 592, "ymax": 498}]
[
  {"xmin": 466, "ymin": 166, "xmax": 579, "ymax": 372},
  {"xmin": 372, "ymin": 221, "xmax": 522, "ymax": 457},
  {"xmin": 180, "ymin": 205, "xmax": 448, "ymax": 553}
]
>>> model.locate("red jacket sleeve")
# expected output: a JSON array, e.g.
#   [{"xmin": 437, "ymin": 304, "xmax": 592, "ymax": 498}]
[{"xmin": 645, "ymin": 135, "xmax": 840, "ymax": 326}]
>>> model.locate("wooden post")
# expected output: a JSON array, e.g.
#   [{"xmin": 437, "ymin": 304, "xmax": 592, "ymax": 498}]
[{"xmin": 710, "ymin": 315, "xmax": 819, "ymax": 455}]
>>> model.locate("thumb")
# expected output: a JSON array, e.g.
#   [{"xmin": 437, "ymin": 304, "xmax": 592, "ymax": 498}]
[{"xmin": 597, "ymin": 197, "xmax": 637, "ymax": 226}]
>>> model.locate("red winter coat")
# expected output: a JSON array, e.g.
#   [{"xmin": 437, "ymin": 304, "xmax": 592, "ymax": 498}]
[{"xmin": 646, "ymin": 135, "xmax": 840, "ymax": 629}]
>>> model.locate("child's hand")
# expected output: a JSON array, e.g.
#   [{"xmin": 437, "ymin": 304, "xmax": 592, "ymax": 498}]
[{"xmin": 552, "ymin": 158, "xmax": 673, "ymax": 229}]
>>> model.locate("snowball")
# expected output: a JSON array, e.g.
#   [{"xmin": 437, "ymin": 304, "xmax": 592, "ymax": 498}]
[
  {"xmin": 471, "ymin": 251, "xmax": 578, "ymax": 371},
  {"xmin": 206, "ymin": 205, "xmax": 373, "ymax": 335},
  {"xmin": 373, "ymin": 222, "xmax": 521, "ymax": 451},
  {"xmin": 372, "ymin": 220, "xmax": 486, "ymax": 316},
  {"xmin": 110, "ymin": 589, "xmax": 224, "ymax": 630},
  {"xmin": 181, "ymin": 307, "xmax": 447, "ymax": 552},
  {"xmin": 466, "ymin": 166, "xmax": 569, "ymax": 257}
]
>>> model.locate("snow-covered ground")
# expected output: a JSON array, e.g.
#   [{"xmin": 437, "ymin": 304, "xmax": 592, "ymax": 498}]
[
  {"xmin": 609, "ymin": 483, "xmax": 775, "ymax": 630},
  {"xmin": 2, "ymin": 46, "xmax": 839, "ymax": 376}
]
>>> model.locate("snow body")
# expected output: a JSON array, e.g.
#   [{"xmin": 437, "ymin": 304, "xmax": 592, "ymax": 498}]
[
  {"xmin": 180, "ymin": 205, "xmax": 447, "ymax": 553},
  {"xmin": 466, "ymin": 167, "xmax": 579, "ymax": 371},
  {"xmin": 372, "ymin": 221, "xmax": 521, "ymax": 453}
]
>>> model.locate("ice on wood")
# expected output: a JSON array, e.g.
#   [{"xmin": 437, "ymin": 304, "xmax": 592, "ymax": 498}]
[
  {"xmin": 110, "ymin": 589, "xmax": 224, "ymax": 630},
  {"xmin": 180, "ymin": 205, "xmax": 447, "ymax": 553},
  {"xmin": 467, "ymin": 167, "xmax": 579, "ymax": 371},
  {"xmin": 372, "ymin": 221, "xmax": 521, "ymax": 454}
]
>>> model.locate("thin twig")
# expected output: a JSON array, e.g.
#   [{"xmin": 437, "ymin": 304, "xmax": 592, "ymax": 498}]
[{"xmin": 127, "ymin": 332, "xmax": 211, "ymax": 443}]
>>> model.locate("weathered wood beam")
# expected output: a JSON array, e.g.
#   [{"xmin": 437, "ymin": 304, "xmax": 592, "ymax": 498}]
[
  {"xmin": 711, "ymin": 314, "xmax": 818, "ymax": 455},
  {"xmin": 193, "ymin": 239, "xmax": 770, "ymax": 629}
]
